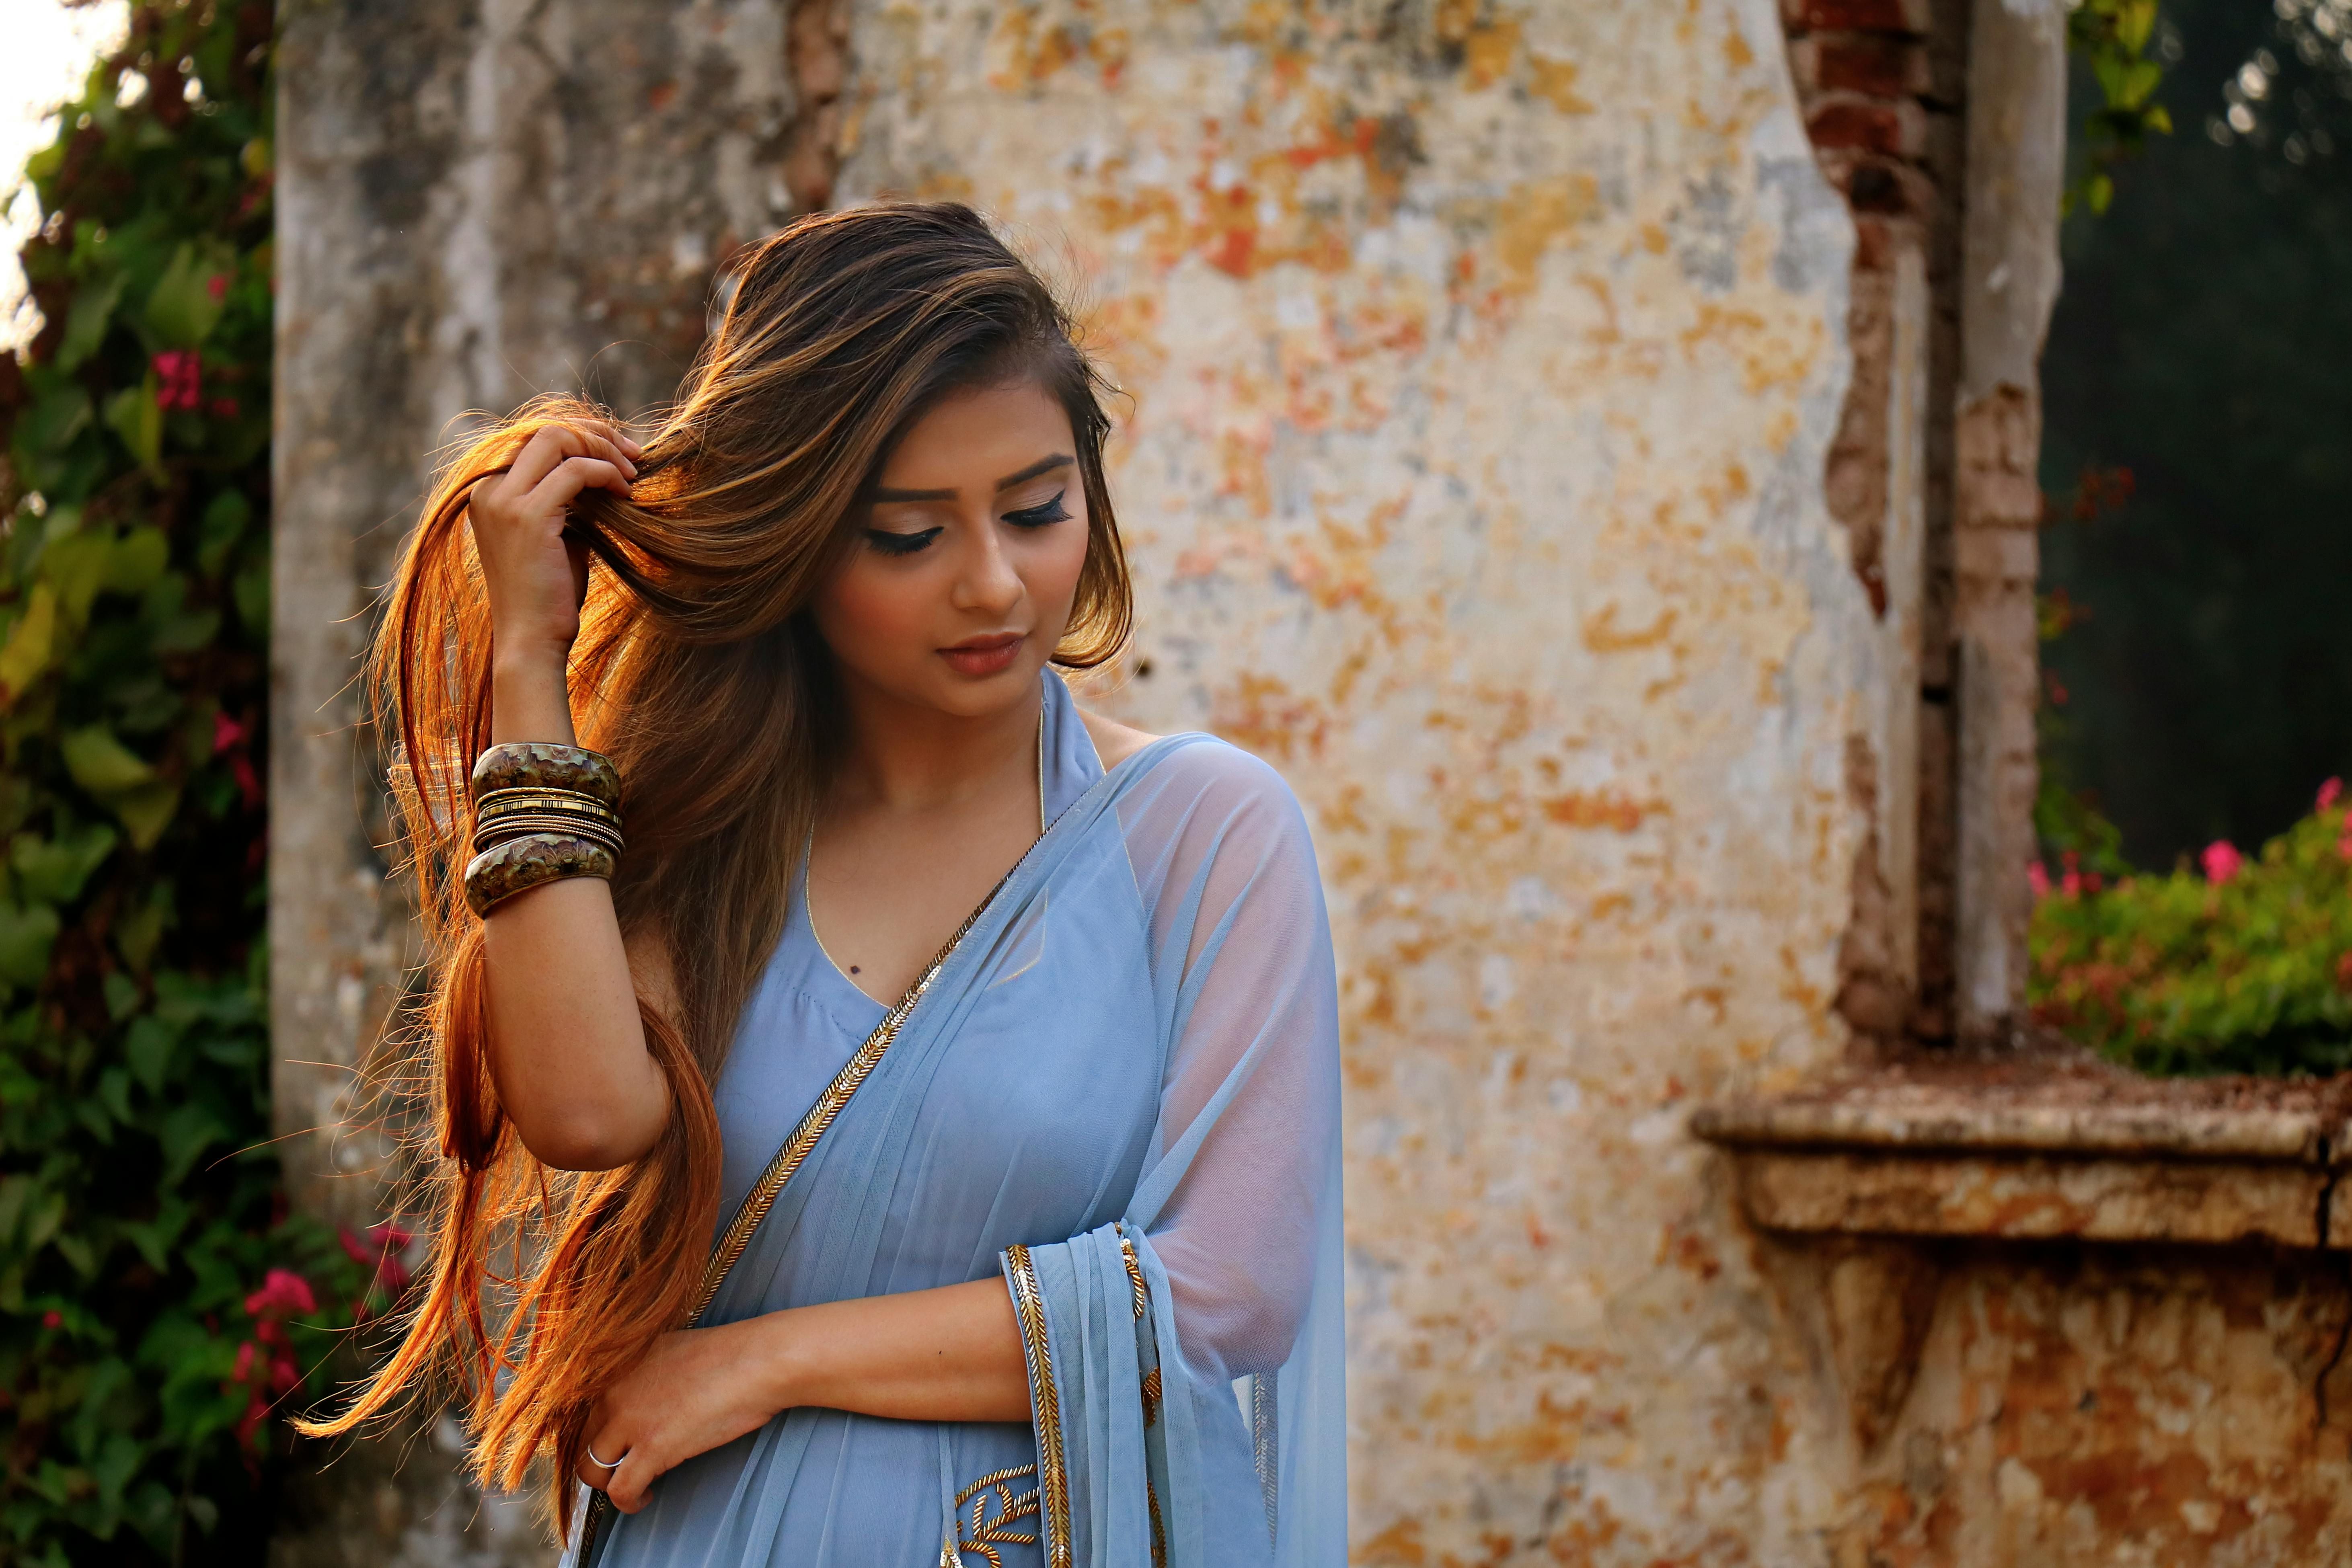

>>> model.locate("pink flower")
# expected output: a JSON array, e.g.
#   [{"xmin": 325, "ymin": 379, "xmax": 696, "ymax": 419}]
[
  {"xmin": 244, "ymin": 1267, "xmax": 316, "ymax": 1320},
  {"xmin": 2320, "ymin": 777, "xmax": 2344, "ymax": 813},
  {"xmin": 2028, "ymin": 860, "xmax": 2051, "ymax": 900},
  {"xmin": 212, "ymin": 711, "xmax": 245, "ymax": 755},
  {"xmin": 41, "ymin": 1310, "xmax": 61, "ymax": 1330},
  {"xmin": 205, "ymin": 273, "xmax": 229, "ymax": 300},
  {"xmin": 152, "ymin": 349, "xmax": 202, "ymax": 411},
  {"xmin": 2201, "ymin": 841, "xmax": 2243, "ymax": 886}
]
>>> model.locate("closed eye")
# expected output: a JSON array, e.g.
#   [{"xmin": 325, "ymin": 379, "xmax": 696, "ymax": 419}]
[
  {"xmin": 863, "ymin": 526, "xmax": 943, "ymax": 557},
  {"xmin": 1003, "ymin": 491, "xmax": 1071, "ymax": 529}
]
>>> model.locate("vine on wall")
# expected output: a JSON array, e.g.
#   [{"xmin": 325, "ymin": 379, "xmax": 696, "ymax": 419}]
[{"xmin": 0, "ymin": 4, "xmax": 389, "ymax": 1563}]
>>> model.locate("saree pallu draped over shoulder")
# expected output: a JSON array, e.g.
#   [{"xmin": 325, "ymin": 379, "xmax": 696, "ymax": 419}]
[{"xmin": 569, "ymin": 672, "xmax": 1347, "ymax": 1568}]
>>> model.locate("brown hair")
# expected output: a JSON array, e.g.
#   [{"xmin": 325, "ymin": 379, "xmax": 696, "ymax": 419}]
[{"xmin": 298, "ymin": 203, "xmax": 1131, "ymax": 1533}]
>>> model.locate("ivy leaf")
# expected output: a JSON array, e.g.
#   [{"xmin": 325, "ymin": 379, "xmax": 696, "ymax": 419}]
[
  {"xmin": 42, "ymin": 529, "xmax": 115, "ymax": 626},
  {"xmin": 124, "ymin": 1015, "xmax": 176, "ymax": 1094},
  {"xmin": 106, "ymin": 528, "xmax": 169, "ymax": 597},
  {"xmin": 109, "ymin": 782, "xmax": 183, "ymax": 853},
  {"xmin": 11, "ymin": 823, "xmax": 119, "ymax": 905},
  {"xmin": 60, "ymin": 727, "xmax": 156, "ymax": 795},
  {"xmin": 56, "ymin": 272, "xmax": 127, "ymax": 372},
  {"xmin": 140, "ymin": 242, "xmax": 234, "ymax": 350},
  {"xmin": 195, "ymin": 491, "xmax": 251, "ymax": 578},
  {"xmin": 11, "ymin": 370, "xmax": 92, "ymax": 458},
  {"xmin": 0, "ymin": 585, "xmax": 60, "ymax": 707},
  {"xmin": 0, "ymin": 899, "xmax": 62, "ymax": 987},
  {"xmin": 104, "ymin": 376, "xmax": 164, "ymax": 476},
  {"xmin": 156, "ymin": 1104, "xmax": 226, "ymax": 1187}
]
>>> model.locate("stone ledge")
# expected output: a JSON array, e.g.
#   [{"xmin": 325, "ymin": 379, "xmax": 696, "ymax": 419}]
[{"xmin": 1693, "ymin": 1059, "xmax": 2352, "ymax": 1249}]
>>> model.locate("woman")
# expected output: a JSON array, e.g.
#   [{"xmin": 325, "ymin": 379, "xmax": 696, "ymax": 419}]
[{"xmin": 304, "ymin": 203, "xmax": 1345, "ymax": 1568}]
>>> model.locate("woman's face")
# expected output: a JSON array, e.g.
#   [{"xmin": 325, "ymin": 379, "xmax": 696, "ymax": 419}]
[{"xmin": 812, "ymin": 377, "xmax": 1091, "ymax": 723}]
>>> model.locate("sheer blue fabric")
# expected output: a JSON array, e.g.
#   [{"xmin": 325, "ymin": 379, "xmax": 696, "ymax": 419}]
[{"xmin": 571, "ymin": 669, "xmax": 1345, "ymax": 1568}]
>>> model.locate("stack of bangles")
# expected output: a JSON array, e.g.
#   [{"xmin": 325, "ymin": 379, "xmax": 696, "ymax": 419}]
[{"xmin": 461, "ymin": 742, "xmax": 626, "ymax": 918}]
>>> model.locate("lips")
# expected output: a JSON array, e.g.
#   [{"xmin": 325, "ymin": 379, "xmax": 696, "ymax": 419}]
[{"xmin": 939, "ymin": 632, "xmax": 1024, "ymax": 677}]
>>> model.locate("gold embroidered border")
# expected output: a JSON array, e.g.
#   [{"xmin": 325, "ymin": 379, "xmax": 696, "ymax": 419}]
[
  {"xmin": 579, "ymin": 872, "xmax": 1014, "ymax": 1563},
  {"xmin": 1003, "ymin": 1244, "xmax": 1073, "ymax": 1568},
  {"xmin": 1118, "ymin": 1236, "xmax": 1147, "ymax": 1320},
  {"xmin": 941, "ymin": 1463, "xmax": 1041, "ymax": 1568}
]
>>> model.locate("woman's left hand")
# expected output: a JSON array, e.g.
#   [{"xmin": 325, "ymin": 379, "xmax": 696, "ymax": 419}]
[{"xmin": 579, "ymin": 1318, "xmax": 785, "ymax": 1513}]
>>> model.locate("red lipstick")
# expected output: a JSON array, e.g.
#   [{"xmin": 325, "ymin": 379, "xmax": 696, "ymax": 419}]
[{"xmin": 940, "ymin": 632, "xmax": 1024, "ymax": 677}]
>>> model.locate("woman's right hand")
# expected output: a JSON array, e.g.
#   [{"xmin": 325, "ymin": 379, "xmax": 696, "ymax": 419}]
[{"xmin": 467, "ymin": 421, "xmax": 642, "ymax": 670}]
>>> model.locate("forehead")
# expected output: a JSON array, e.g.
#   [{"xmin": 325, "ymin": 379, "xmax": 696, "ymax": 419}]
[{"xmin": 877, "ymin": 379, "xmax": 1073, "ymax": 487}]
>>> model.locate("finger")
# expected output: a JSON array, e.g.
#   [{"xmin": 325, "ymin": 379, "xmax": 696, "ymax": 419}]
[
  {"xmin": 608, "ymin": 1451, "xmax": 660, "ymax": 1515},
  {"xmin": 528, "ymin": 457, "xmax": 630, "ymax": 514},
  {"xmin": 563, "ymin": 419, "xmax": 641, "ymax": 475},
  {"xmin": 505, "ymin": 425, "xmax": 594, "ymax": 496},
  {"xmin": 579, "ymin": 428, "xmax": 639, "ymax": 480}
]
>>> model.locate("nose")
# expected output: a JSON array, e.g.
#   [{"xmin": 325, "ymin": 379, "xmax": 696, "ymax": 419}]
[{"xmin": 950, "ymin": 512, "xmax": 1025, "ymax": 619}]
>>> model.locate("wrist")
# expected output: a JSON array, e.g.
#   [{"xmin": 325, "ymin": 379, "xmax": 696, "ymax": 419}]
[
  {"xmin": 745, "ymin": 1310, "xmax": 814, "ymax": 1414},
  {"xmin": 489, "ymin": 651, "xmax": 578, "ymax": 746}
]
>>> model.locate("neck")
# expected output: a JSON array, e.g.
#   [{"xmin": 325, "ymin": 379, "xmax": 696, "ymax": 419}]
[{"xmin": 828, "ymin": 670, "xmax": 1043, "ymax": 816}]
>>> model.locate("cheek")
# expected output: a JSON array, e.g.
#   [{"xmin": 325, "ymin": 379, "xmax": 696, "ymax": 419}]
[
  {"xmin": 814, "ymin": 560, "xmax": 931, "ymax": 659},
  {"xmin": 1025, "ymin": 517, "xmax": 1092, "ymax": 610}
]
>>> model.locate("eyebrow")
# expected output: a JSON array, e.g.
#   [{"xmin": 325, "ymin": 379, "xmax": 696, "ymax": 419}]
[{"xmin": 869, "ymin": 452, "xmax": 1074, "ymax": 504}]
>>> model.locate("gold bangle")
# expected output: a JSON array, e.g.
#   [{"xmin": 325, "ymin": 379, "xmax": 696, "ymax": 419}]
[{"xmin": 475, "ymin": 790, "xmax": 624, "ymax": 829}]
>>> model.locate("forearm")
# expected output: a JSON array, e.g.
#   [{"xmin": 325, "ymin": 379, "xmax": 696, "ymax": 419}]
[
  {"xmin": 481, "ymin": 652, "xmax": 669, "ymax": 1170},
  {"xmin": 752, "ymin": 1278, "xmax": 1033, "ymax": 1424}
]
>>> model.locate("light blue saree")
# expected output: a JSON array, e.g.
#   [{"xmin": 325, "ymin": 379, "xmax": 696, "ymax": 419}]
[{"xmin": 571, "ymin": 670, "xmax": 1345, "ymax": 1568}]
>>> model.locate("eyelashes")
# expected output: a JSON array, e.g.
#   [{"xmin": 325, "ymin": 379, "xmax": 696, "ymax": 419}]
[
  {"xmin": 862, "ymin": 526, "xmax": 941, "ymax": 557},
  {"xmin": 861, "ymin": 490, "xmax": 1071, "ymax": 557},
  {"xmin": 1002, "ymin": 493, "xmax": 1072, "ymax": 529}
]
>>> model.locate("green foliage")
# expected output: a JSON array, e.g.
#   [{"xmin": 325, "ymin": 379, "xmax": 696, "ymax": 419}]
[
  {"xmin": 2029, "ymin": 788, "xmax": 2352, "ymax": 1076},
  {"xmin": 0, "ymin": 6, "xmax": 386, "ymax": 1563},
  {"xmin": 2040, "ymin": 0, "xmax": 2352, "ymax": 870},
  {"xmin": 2067, "ymin": 0, "xmax": 2175, "ymax": 213}
]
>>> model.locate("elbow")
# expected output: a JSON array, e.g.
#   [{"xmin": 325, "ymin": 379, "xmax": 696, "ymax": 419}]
[{"xmin": 513, "ymin": 1107, "xmax": 665, "ymax": 1171}]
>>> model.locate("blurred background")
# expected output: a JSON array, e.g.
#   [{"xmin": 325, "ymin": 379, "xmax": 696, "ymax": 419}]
[{"xmin": 4, "ymin": 0, "xmax": 2352, "ymax": 1564}]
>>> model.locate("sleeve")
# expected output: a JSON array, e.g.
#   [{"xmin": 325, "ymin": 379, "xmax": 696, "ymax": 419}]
[{"xmin": 996, "ymin": 740, "xmax": 1344, "ymax": 1568}]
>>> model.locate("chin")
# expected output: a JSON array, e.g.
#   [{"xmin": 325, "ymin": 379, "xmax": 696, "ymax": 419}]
[{"xmin": 918, "ymin": 660, "xmax": 1041, "ymax": 716}]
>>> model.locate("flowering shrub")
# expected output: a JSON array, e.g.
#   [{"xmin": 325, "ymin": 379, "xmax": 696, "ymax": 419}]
[
  {"xmin": 0, "ymin": 4, "xmax": 387, "ymax": 1563},
  {"xmin": 2029, "ymin": 779, "xmax": 2352, "ymax": 1075}
]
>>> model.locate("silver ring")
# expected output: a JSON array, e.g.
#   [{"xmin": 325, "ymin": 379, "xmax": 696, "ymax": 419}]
[{"xmin": 587, "ymin": 1444, "xmax": 625, "ymax": 1472}]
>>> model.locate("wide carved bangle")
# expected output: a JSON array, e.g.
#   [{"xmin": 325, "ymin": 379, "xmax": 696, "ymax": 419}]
[
  {"xmin": 463, "ymin": 831, "xmax": 617, "ymax": 917},
  {"xmin": 468, "ymin": 743, "xmax": 623, "ymax": 811}
]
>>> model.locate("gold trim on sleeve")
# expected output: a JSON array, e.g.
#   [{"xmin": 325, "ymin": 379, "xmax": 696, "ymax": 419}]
[{"xmin": 1003, "ymin": 1244, "xmax": 1074, "ymax": 1568}]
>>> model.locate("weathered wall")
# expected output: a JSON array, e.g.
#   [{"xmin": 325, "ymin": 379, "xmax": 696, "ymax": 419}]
[{"xmin": 834, "ymin": 0, "xmax": 1883, "ymax": 1556}]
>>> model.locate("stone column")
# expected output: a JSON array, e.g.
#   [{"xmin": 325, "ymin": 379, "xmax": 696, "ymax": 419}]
[
  {"xmin": 1952, "ymin": 0, "xmax": 2064, "ymax": 1039},
  {"xmin": 270, "ymin": 1, "xmax": 811, "ymax": 1558}
]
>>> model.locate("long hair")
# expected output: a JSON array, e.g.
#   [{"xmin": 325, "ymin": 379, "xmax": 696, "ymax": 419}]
[{"xmin": 298, "ymin": 204, "xmax": 1132, "ymax": 1535}]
